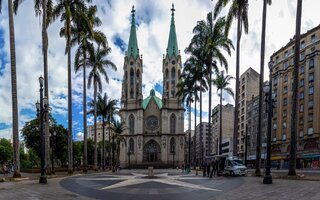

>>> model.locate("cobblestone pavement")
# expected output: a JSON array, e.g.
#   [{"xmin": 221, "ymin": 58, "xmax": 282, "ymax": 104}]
[{"xmin": 0, "ymin": 169, "xmax": 320, "ymax": 200}]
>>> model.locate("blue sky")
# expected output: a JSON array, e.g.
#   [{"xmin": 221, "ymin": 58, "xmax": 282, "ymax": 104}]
[{"xmin": 1, "ymin": 0, "xmax": 320, "ymax": 141}]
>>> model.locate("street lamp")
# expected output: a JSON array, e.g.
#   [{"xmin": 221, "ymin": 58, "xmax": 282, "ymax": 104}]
[
  {"xmin": 263, "ymin": 61, "xmax": 275, "ymax": 184},
  {"xmin": 37, "ymin": 75, "xmax": 48, "ymax": 184},
  {"xmin": 172, "ymin": 143, "xmax": 175, "ymax": 169}
]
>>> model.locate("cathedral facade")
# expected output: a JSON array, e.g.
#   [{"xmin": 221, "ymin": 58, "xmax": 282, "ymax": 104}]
[{"xmin": 119, "ymin": 5, "xmax": 185, "ymax": 168}]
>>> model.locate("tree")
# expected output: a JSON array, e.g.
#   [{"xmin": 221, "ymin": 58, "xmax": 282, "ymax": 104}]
[
  {"xmin": 256, "ymin": 0, "xmax": 272, "ymax": 176},
  {"xmin": 187, "ymin": 13, "xmax": 233, "ymax": 156},
  {"xmin": 53, "ymin": 0, "xmax": 92, "ymax": 174},
  {"xmin": 96, "ymin": 93, "xmax": 118, "ymax": 170},
  {"xmin": 87, "ymin": 45, "xmax": 117, "ymax": 170},
  {"xmin": 110, "ymin": 120, "xmax": 126, "ymax": 171},
  {"xmin": 73, "ymin": 5, "xmax": 107, "ymax": 173},
  {"xmin": 0, "ymin": 138, "xmax": 13, "ymax": 167},
  {"xmin": 289, "ymin": 0, "xmax": 302, "ymax": 176},
  {"xmin": 212, "ymin": 71, "xmax": 234, "ymax": 155},
  {"xmin": 14, "ymin": 0, "xmax": 53, "ymax": 174},
  {"xmin": 0, "ymin": 0, "xmax": 21, "ymax": 178},
  {"xmin": 214, "ymin": 0, "xmax": 249, "ymax": 158}
]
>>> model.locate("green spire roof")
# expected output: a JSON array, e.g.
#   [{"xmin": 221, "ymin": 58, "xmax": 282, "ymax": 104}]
[
  {"xmin": 127, "ymin": 6, "xmax": 139, "ymax": 58},
  {"xmin": 143, "ymin": 89, "xmax": 163, "ymax": 110},
  {"xmin": 166, "ymin": 4, "xmax": 179, "ymax": 58}
]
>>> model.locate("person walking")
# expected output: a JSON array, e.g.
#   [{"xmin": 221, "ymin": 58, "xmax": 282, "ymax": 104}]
[
  {"xmin": 206, "ymin": 160, "xmax": 210, "ymax": 177},
  {"xmin": 202, "ymin": 161, "xmax": 207, "ymax": 176}
]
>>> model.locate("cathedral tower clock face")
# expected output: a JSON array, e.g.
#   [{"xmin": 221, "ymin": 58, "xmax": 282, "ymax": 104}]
[{"xmin": 146, "ymin": 115, "xmax": 159, "ymax": 130}]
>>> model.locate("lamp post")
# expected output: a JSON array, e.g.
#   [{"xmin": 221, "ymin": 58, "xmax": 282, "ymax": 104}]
[
  {"xmin": 263, "ymin": 61, "xmax": 274, "ymax": 184},
  {"xmin": 128, "ymin": 150, "xmax": 131, "ymax": 169},
  {"xmin": 172, "ymin": 143, "xmax": 175, "ymax": 169},
  {"xmin": 36, "ymin": 76, "xmax": 48, "ymax": 184},
  {"xmin": 51, "ymin": 131, "xmax": 56, "ymax": 174}
]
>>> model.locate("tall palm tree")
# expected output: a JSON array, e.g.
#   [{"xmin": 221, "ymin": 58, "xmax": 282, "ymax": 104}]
[
  {"xmin": 1, "ymin": 0, "xmax": 21, "ymax": 178},
  {"xmin": 214, "ymin": 0, "xmax": 249, "ymax": 158},
  {"xmin": 289, "ymin": 0, "xmax": 302, "ymax": 176},
  {"xmin": 177, "ymin": 69, "xmax": 196, "ymax": 169},
  {"xmin": 96, "ymin": 93, "xmax": 118, "ymax": 171},
  {"xmin": 187, "ymin": 13, "xmax": 233, "ymax": 156},
  {"xmin": 14, "ymin": 0, "xmax": 54, "ymax": 174},
  {"xmin": 110, "ymin": 120, "xmax": 126, "ymax": 170},
  {"xmin": 212, "ymin": 71, "xmax": 234, "ymax": 155},
  {"xmin": 73, "ymin": 5, "xmax": 107, "ymax": 173},
  {"xmin": 53, "ymin": 0, "xmax": 91, "ymax": 174},
  {"xmin": 87, "ymin": 45, "xmax": 117, "ymax": 170},
  {"xmin": 256, "ymin": 0, "xmax": 272, "ymax": 176}
]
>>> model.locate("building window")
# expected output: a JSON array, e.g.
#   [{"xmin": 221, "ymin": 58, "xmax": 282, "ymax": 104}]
[
  {"xmin": 283, "ymin": 98, "xmax": 287, "ymax": 105},
  {"xmin": 299, "ymin": 79, "xmax": 304, "ymax": 87},
  {"xmin": 282, "ymin": 134, "xmax": 286, "ymax": 141},
  {"xmin": 170, "ymin": 114, "xmax": 176, "ymax": 134},
  {"xmin": 130, "ymin": 68, "xmax": 134, "ymax": 98},
  {"xmin": 307, "ymin": 127, "xmax": 313, "ymax": 135},
  {"xmin": 129, "ymin": 138, "xmax": 134, "ymax": 153},
  {"xmin": 308, "ymin": 100, "xmax": 313, "ymax": 109},
  {"xmin": 283, "ymin": 86, "xmax": 288, "ymax": 94},
  {"xmin": 300, "ymin": 66, "xmax": 305, "ymax": 74},
  {"xmin": 284, "ymin": 75, "xmax": 288, "ymax": 82},
  {"xmin": 299, "ymin": 92, "xmax": 304, "ymax": 100},
  {"xmin": 308, "ymin": 113, "xmax": 313, "ymax": 122},
  {"xmin": 170, "ymin": 137, "xmax": 176, "ymax": 153},
  {"xmin": 311, "ymin": 34, "xmax": 315, "ymax": 43},
  {"xmin": 283, "ymin": 110, "xmax": 287, "ymax": 117},
  {"xmin": 309, "ymin": 58, "xmax": 314, "ymax": 69},
  {"xmin": 309, "ymin": 73, "xmax": 314, "ymax": 82},
  {"xmin": 299, "ymin": 117, "xmax": 303, "ymax": 125},
  {"xmin": 300, "ymin": 52, "xmax": 305, "ymax": 61},
  {"xmin": 301, "ymin": 40, "xmax": 305, "ymax": 49},
  {"xmin": 129, "ymin": 114, "xmax": 135, "ymax": 134},
  {"xmin": 299, "ymin": 104, "xmax": 304, "ymax": 112},
  {"xmin": 284, "ymin": 62, "xmax": 288, "ymax": 70},
  {"xmin": 309, "ymin": 86, "xmax": 314, "ymax": 95},
  {"xmin": 299, "ymin": 130, "xmax": 303, "ymax": 138},
  {"xmin": 284, "ymin": 50, "xmax": 288, "ymax": 57},
  {"xmin": 283, "ymin": 122, "xmax": 287, "ymax": 129}
]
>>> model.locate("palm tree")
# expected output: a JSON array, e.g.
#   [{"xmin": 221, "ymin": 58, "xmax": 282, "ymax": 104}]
[
  {"xmin": 1, "ymin": 0, "xmax": 21, "ymax": 178},
  {"xmin": 177, "ymin": 69, "xmax": 196, "ymax": 169},
  {"xmin": 110, "ymin": 120, "xmax": 126, "ymax": 170},
  {"xmin": 214, "ymin": 0, "xmax": 249, "ymax": 158},
  {"xmin": 186, "ymin": 13, "xmax": 233, "ymax": 156},
  {"xmin": 73, "ymin": 5, "xmax": 107, "ymax": 173},
  {"xmin": 53, "ymin": 0, "xmax": 91, "ymax": 174},
  {"xmin": 87, "ymin": 45, "xmax": 117, "ymax": 170},
  {"xmin": 96, "ymin": 93, "xmax": 118, "ymax": 170},
  {"xmin": 14, "ymin": 0, "xmax": 54, "ymax": 174},
  {"xmin": 212, "ymin": 71, "xmax": 234, "ymax": 155},
  {"xmin": 256, "ymin": 0, "xmax": 272, "ymax": 176},
  {"xmin": 289, "ymin": 0, "xmax": 302, "ymax": 176}
]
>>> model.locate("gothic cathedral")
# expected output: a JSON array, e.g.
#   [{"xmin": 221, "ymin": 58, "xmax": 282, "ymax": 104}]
[{"xmin": 119, "ymin": 5, "xmax": 185, "ymax": 168}]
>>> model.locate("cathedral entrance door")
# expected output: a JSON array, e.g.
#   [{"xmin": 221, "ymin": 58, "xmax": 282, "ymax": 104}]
[{"xmin": 143, "ymin": 140, "xmax": 161, "ymax": 162}]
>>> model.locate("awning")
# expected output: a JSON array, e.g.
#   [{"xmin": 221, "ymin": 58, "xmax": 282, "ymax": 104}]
[
  {"xmin": 271, "ymin": 156, "xmax": 285, "ymax": 160},
  {"xmin": 301, "ymin": 154, "xmax": 320, "ymax": 159}
]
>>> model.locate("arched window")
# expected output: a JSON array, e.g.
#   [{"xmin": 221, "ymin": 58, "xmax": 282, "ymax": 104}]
[
  {"xmin": 129, "ymin": 138, "xmax": 134, "ymax": 153},
  {"xmin": 171, "ymin": 68, "xmax": 176, "ymax": 97},
  {"xmin": 136, "ymin": 70, "xmax": 140, "ymax": 96},
  {"xmin": 129, "ymin": 114, "xmax": 135, "ymax": 134},
  {"xmin": 170, "ymin": 114, "xmax": 176, "ymax": 134},
  {"xmin": 130, "ymin": 68, "xmax": 134, "ymax": 98},
  {"xmin": 170, "ymin": 137, "xmax": 176, "ymax": 153}
]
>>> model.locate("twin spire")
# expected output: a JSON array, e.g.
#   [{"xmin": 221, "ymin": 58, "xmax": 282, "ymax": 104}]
[{"xmin": 127, "ymin": 4, "xmax": 179, "ymax": 59}]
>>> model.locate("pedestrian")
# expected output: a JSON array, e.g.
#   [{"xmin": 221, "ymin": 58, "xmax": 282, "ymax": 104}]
[
  {"xmin": 209, "ymin": 159, "xmax": 216, "ymax": 178},
  {"xmin": 203, "ymin": 161, "xmax": 207, "ymax": 176},
  {"xmin": 213, "ymin": 159, "xmax": 217, "ymax": 177},
  {"xmin": 206, "ymin": 160, "xmax": 210, "ymax": 177}
]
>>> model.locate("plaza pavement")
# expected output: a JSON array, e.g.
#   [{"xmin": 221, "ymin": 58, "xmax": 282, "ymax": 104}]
[{"xmin": 0, "ymin": 169, "xmax": 320, "ymax": 200}]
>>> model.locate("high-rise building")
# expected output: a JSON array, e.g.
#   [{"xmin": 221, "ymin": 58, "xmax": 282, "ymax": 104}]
[
  {"xmin": 269, "ymin": 25, "xmax": 320, "ymax": 169},
  {"xmin": 118, "ymin": 5, "xmax": 185, "ymax": 168},
  {"xmin": 212, "ymin": 104, "xmax": 235, "ymax": 156},
  {"xmin": 237, "ymin": 68, "xmax": 260, "ymax": 158},
  {"xmin": 246, "ymin": 93, "xmax": 268, "ymax": 164},
  {"xmin": 87, "ymin": 121, "xmax": 113, "ymax": 143},
  {"xmin": 194, "ymin": 122, "xmax": 209, "ymax": 165}
]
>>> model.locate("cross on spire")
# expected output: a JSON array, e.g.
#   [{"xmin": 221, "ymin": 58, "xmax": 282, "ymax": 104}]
[
  {"xmin": 131, "ymin": 5, "xmax": 135, "ymax": 18},
  {"xmin": 171, "ymin": 4, "xmax": 175, "ymax": 16}
]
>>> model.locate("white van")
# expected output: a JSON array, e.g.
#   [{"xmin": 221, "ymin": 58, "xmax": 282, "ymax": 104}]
[{"xmin": 223, "ymin": 157, "xmax": 247, "ymax": 176}]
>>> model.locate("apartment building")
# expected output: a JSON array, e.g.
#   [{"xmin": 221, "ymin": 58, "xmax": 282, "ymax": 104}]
[
  {"xmin": 87, "ymin": 121, "xmax": 113, "ymax": 143},
  {"xmin": 270, "ymin": 25, "xmax": 320, "ymax": 169},
  {"xmin": 212, "ymin": 104, "xmax": 235, "ymax": 156},
  {"xmin": 246, "ymin": 93, "xmax": 268, "ymax": 163},
  {"xmin": 193, "ymin": 122, "xmax": 210, "ymax": 165},
  {"xmin": 237, "ymin": 68, "xmax": 260, "ymax": 159}
]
